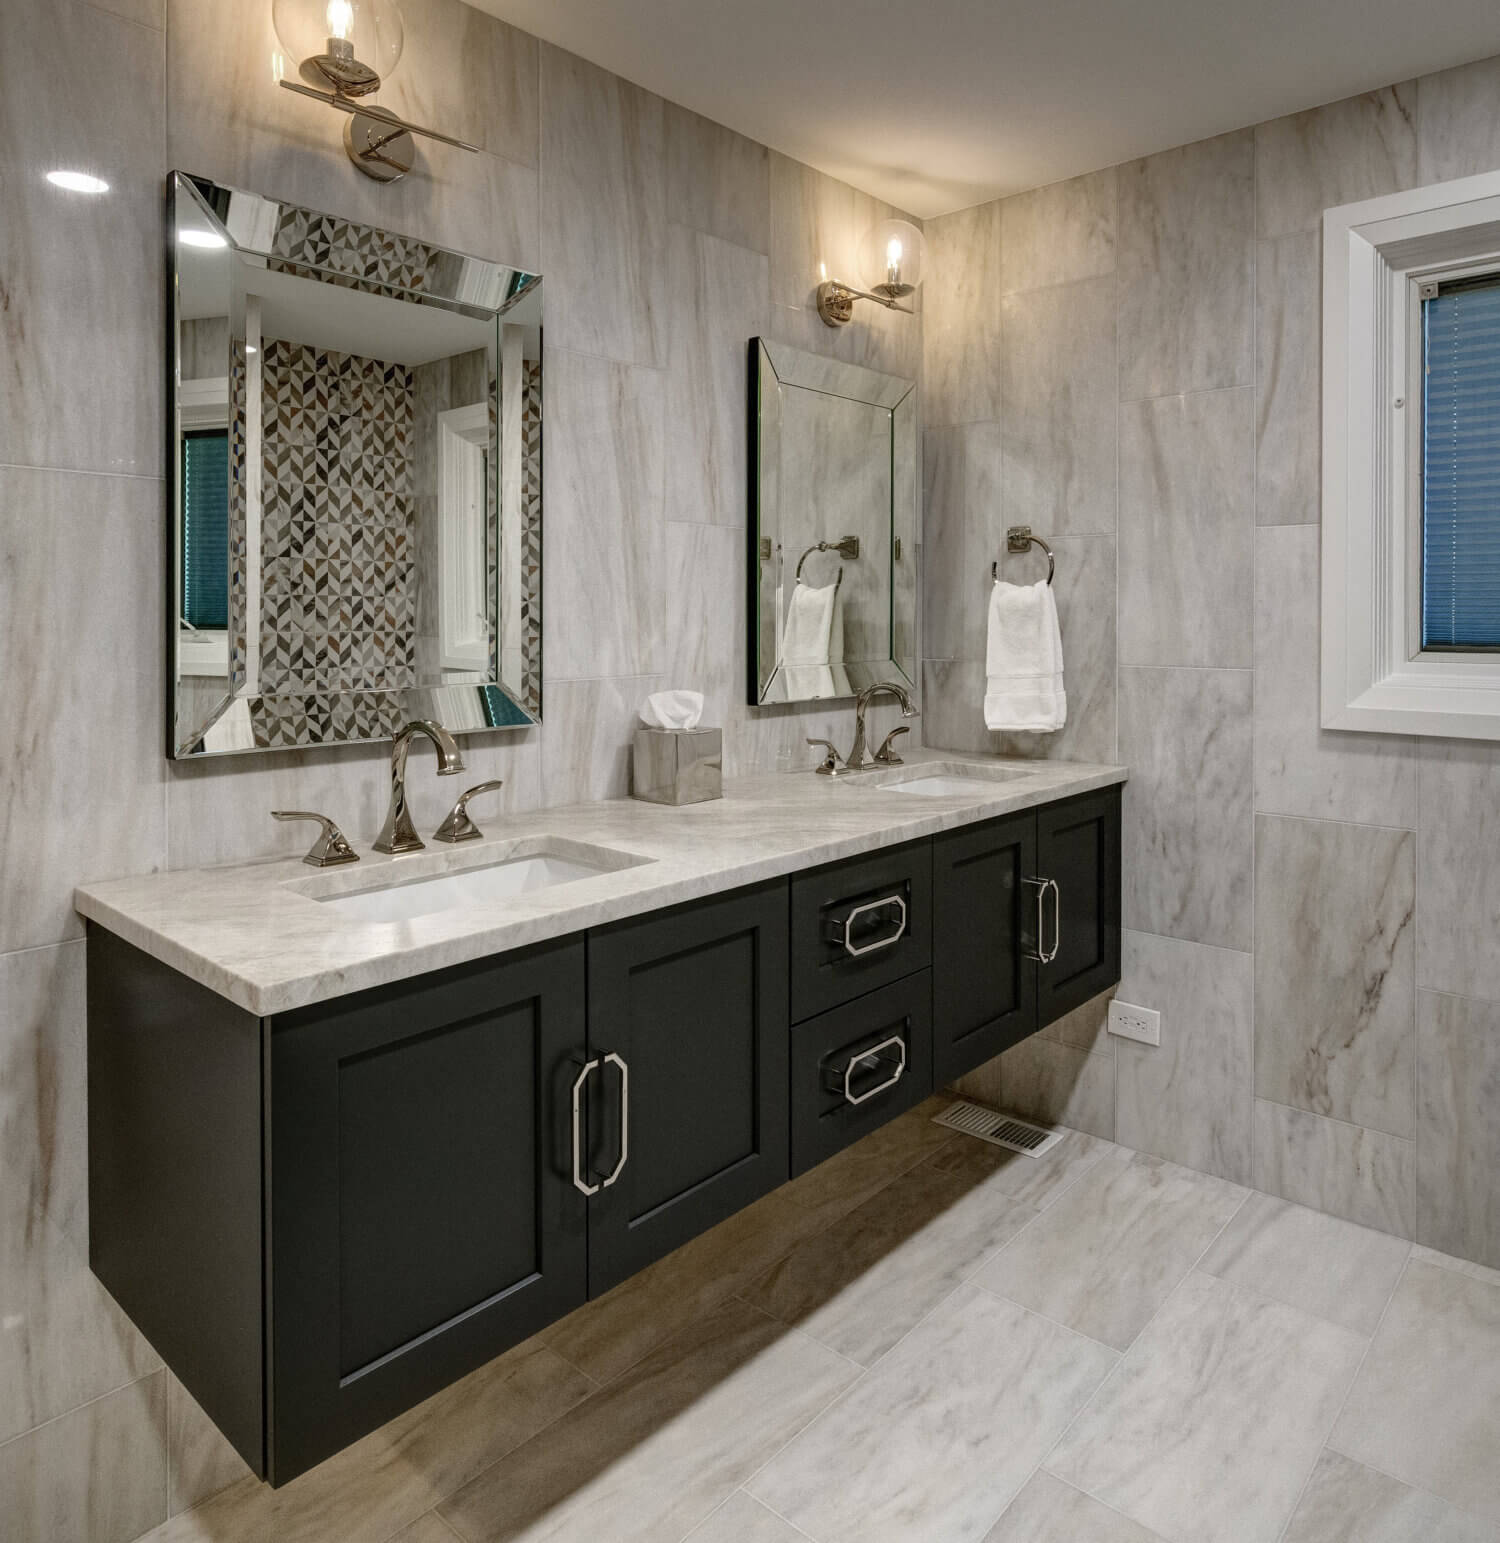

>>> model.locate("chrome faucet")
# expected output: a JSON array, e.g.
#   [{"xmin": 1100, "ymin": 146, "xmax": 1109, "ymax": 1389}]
[
  {"xmin": 373, "ymin": 720, "xmax": 465, "ymax": 854},
  {"xmin": 809, "ymin": 680, "xmax": 918, "ymax": 775}
]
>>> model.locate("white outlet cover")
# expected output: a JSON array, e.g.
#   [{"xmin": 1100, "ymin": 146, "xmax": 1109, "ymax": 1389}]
[{"xmin": 1108, "ymin": 999, "xmax": 1161, "ymax": 1047}]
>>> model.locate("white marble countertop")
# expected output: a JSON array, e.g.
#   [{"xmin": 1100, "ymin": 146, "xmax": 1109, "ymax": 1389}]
[{"xmin": 74, "ymin": 750, "xmax": 1126, "ymax": 1017}]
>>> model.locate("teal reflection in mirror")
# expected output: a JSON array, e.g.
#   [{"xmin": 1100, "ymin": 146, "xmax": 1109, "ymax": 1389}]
[
  {"xmin": 748, "ymin": 338, "xmax": 917, "ymax": 706},
  {"xmin": 168, "ymin": 171, "xmax": 543, "ymax": 757}
]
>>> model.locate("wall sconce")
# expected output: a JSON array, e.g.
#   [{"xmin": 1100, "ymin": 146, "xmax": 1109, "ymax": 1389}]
[
  {"xmin": 816, "ymin": 217, "xmax": 927, "ymax": 327},
  {"xmin": 272, "ymin": 0, "xmax": 478, "ymax": 182}
]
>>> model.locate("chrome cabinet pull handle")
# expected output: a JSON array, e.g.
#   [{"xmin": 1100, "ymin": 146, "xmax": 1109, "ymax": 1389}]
[
  {"xmin": 600, "ymin": 1052, "xmax": 629, "ymax": 1188},
  {"xmin": 1023, "ymin": 877, "xmax": 1062, "ymax": 964},
  {"xmin": 1023, "ymin": 877, "xmax": 1046, "ymax": 962},
  {"xmin": 570, "ymin": 1058, "xmax": 601, "ymax": 1197},
  {"xmin": 839, "ymin": 1032, "xmax": 907, "ymax": 1106},
  {"xmin": 831, "ymin": 894, "xmax": 908, "ymax": 958}
]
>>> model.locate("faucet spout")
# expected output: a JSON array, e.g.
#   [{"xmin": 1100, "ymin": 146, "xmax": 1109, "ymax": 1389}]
[
  {"xmin": 373, "ymin": 719, "xmax": 466, "ymax": 855},
  {"xmin": 847, "ymin": 681, "xmax": 918, "ymax": 771}
]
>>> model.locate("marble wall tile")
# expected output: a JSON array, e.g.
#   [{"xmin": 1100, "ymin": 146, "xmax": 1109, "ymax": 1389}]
[
  {"xmin": 921, "ymin": 200, "xmax": 1003, "ymax": 428},
  {"xmin": 1255, "ymin": 815, "xmax": 1416, "ymax": 1137},
  {"xmin": 543, "ymin": 348, "xmax": 665, "ymax": 679},
  {"xmin": 0, "ymin": 467, "xmax": 167, "ymax": 953},
  {"xmin": 0, "ymin": 1372, "xmax": 167, "ymax": 1543},
  {"xmin": 1252, "ymin": 1099, "xmax": 1416, "ymax": 1237},
  {"xmin": 985, "ymin": 1471, "xmax": 1165, "ymax": 1543},
  {"xmin": 441, "ymin": 1300, "xmax": 857, "ymax": 1543},
  {"xmin": 999, "ymin": 169, "xmax": 1117, "ymax": 295},
  {"xmin": 0, "ymin": 1197, "xmax": 162, "ymax": 1447},
  {"xmin": 1114, "ymin": 930, "xmax": 1254, "ymax": 1184},
  {"xmin": 952, "ymin": 1033, "xmax": 1115, "ymax": 1141},
  {"xmin": 1117, "ymin": 667, "xmax": 1253, "ymax": 950},
  {"xmin": 166, "ymin": 1372, "xmax": 250, "ymax": 1516},
  {"xmin": 1256, "ymin": 232, "xmax": 1321, "ymax": 526},
  {"xmin": 748, "ymin": 1284, "xmax": 1116, "ymax": 1543},
  {"xmin": 538, "ymin": 675, "xmax": 664, "ymax": 806},
  {"xmin": 666, "ymin": 227, "xmax": 769, "ymax": 528},
  {"xmin": 0, "ymin": 0, "xmax": 164, "ymax": 476},
  {"xmin": 922, "ymin": 421, "xmax": 1004, "ymax": 663},
  {"xmin": 1417, "ymin": 54, "xmax": 1500, "ymax": 185},
  {"xmin": 1255, "ymin": 85, "xmax": 1417, "ymax": 240},
  {"xmin": 1417, "ymin": 738, "xmax": 1500, "ymax": 1003},
  {"xmin": 1254, "ymin": 525, "xmax": 1418, "ymax": 827},
  {"xmin": 665, "ymin": 103, "xmax": 770, "ymax": 254},
  {"xmin": 1417, "ymin": 991, "xmax": 1500, "ymax": 1271},
  {"xmin": 166, "ymin": 0, "xmax": 539, "ymax": 270},
  {"xmin": 1198, "ymin": 1192, "xmax": 1411, "ymax": 1336},
  {"xmin": 0, "ymin": 942, "xmax": 87, "ymax": 1248},
  {"xmin": 975, "ymin": 1148, "xmax": 1246, "ymax": 1350},
  {"xmin": 1117, "ymin": 131, "xmax": 1254, "ymax": 401},
  {"xmin": 923, "ymin": 537, "xmax": 1118, "ymax": 765},
  {"xmin": 1048, "ymin": 1270, "xmax": 1367, "ymax": 1543},
  {"xmin": 1282, "ymin": 1449, "xmax": 1496, "ymax": 1543},
  {"xmin": 1118, "ymin": 389, "xmax": 1254, "ymax": 669},
  {"xmin": 1330, "ymin": 1258, "xmax": 1500, "ymax": 1525},
  {"xmin": 539, "ymin": 45, "xmax": 665, "ymax": 366},
  {"xmin": 90, "ymin": 0, "xmax": 165, "ymax": 28},
  {"xmin": 664, "ymin": 521, "xmax": 743, "ymax": 743},
  {"xmin": 767, "ymin": 295, "xmax": 921, "ymax": 390},
  {"xmin": 1000, "ymin": 276, "xmax": 1117, "ymax": 537},
  {"xmin": 768, "ymin": 152, "xmax": 865, "ymax": 311},
  {"xmin": 1037, "ymin": 987, "xmax": 1114, "ymax": 1056}
]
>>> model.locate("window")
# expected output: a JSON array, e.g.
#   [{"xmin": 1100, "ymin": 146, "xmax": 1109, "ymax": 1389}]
[
  {"xmin": 1322, "ymin": 170, "xmax": 1500, "ymax": 740},
  {"xmin": 181, "ymin": 429, "xmax": 229, "ymax": 632},
  {"xmin": 1421, "ymin": 276, "xmax": 1500, "ymax": 650}
]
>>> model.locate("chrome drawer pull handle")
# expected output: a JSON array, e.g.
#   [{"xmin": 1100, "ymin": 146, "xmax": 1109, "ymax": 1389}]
[
  {"xmin": 570, "ymin": 1058, "xmax": 601, "ymax": 1197},
  {"xmin": 833, "ymin": 894, "xmax": 908, "ymax": 958},
  {"xmin": 1023, "ymin": 877, "xmax": 1062, "ymax": 964},
  {"xmin": 842, "ymin": 1033, "xmax": 907, "ymax": 1106},
  {"xmin": 600, "ymin": 1052, "xmax": 629, "ymax": 1189}
]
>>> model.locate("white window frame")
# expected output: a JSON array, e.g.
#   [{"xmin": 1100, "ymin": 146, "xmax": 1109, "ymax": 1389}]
[{"xmin": 1323, "ymin": 168, "xmax": 1500, "ymax": 740}]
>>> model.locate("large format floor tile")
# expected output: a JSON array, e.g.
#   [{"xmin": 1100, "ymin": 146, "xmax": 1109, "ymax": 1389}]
[
  {"xmin": 681, "ymin": 1492, "xmax": 808, "ymax": 1543},
  {"xmin": 1330, "ymin": 1257, "xmax": 1500, "ymax": 1524},
  {"xmin": 984, "ymin": 1470, "xmax": 1167, "ymax": 1542},
  {"xmin": 1280, "ymin": 1450, "xmax": 1495, "ymax": 1543},
  {"xmin": 920, "ymin": 1124, "xmax": 1115, "ymax": 1211},
  {"xmin": 740, "ymin": 1162, "xmax": 1037, "ymax": 1366},
  {"xmin": 1198, "ymin": 1192, "xmax": 1410, "ymax": 1335},
  {"xmin": 1047, "ymin": 1271, "xmax": 1367, "ymax": 1543},
  {"xmin": 974, "ymin": 1149, "xmax": 1247, "ymax": 1350},
  {"xmin": 747, "ymin": 1283, "xmax": 1115, "ymax": 1543},
  {"xmin": 439, "ymin": 1299, "xmax": 856, "ymax": 1543}
]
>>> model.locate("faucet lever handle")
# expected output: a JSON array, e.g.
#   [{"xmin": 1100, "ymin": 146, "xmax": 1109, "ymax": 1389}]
[
  {"xmin": 873, "ymin": 726, "xmax": 911, "ymax": 765},
  {"xmin": 805, "ymin": 738, "xmax": 842, "ymax": 776},
  {"xmin": 272, "ymin": 810, "xmax": 360, "ymax": 868},
  {"xmin": 433, "ymin": 780, "xmax": 505, "ymax": 844}
]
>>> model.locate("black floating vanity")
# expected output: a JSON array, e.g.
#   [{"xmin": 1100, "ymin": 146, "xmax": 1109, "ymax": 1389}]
[{"xmin": 85, "ymin": 782, "xmax": 1120, "ymax": 1485}]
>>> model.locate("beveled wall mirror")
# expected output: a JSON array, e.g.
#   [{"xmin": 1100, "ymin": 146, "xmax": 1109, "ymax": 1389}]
[
  {"xmin": 748, "ymin": 339, "xmax": 916, "ymax": 705},
  {"xmin": 168, "ymin": 172, "xmax": 542, "ymax": 758}
]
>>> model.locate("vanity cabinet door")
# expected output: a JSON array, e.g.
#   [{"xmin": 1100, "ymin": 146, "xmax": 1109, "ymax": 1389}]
[
  {"xmin": 585, "ymin": 881, "xmax": 790, "ymax": 1296},
  {"xmin": 931, "ymin": 811, "xmax": 1039, "ymax": 1083},
  {"xmin": 1035, "ymin": 787, "xmax": 1121, "ymax": 1028},
  {"xmin": 268, "ymin": 938, "xmax": 588, "ymax": 1484}
]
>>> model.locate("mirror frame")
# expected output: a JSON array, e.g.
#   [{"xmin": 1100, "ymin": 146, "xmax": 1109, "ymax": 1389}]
[
  {"xmin": 746, "ymin": 337, "xmax": 918, "ymax": 706},
  {"xmin": 166, "ymin": 171, "xmax": 543, "ymax": 758}
]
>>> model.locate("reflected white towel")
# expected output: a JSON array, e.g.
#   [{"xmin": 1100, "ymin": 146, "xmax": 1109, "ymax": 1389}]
[
  {"xmin": 984, "ymin": 578, "xmax": 1066, "ymax": 733},
  {"xmin": 781, "ymin": 579, "xmax": 844, "ymax": 698}
]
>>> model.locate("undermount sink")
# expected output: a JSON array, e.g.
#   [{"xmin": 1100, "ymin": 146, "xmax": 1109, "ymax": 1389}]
[
  {"xmin": 300, "ymin": 839, "xmax": 649, "ymax": 924},
  {"xmin": 855, "ymin": 761, "xmax": 1035, "ymax": 798}
]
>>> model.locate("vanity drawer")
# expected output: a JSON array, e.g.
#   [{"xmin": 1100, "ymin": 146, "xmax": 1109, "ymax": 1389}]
[
  {"xmin": 789, "ymin": 839, "xmax": 932, "ymax": 1021},
  {"xmin": 790, "ymin": 971, "xmax": 933, "ymax": 1177}
]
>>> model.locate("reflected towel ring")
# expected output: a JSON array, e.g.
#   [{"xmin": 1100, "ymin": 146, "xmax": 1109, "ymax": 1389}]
[
  {"xmin": 795, "ymin": 534, "xmax": 860, "ymax": 581},
  {"xmin": 992, "ymin": 525, "xmax": 1055, "ymax": 585}
]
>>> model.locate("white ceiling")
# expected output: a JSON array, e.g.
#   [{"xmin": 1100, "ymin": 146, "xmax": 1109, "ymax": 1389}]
[{"xmin": 469, "ymin": 0, "xmax": 1500, "ymax": 218}]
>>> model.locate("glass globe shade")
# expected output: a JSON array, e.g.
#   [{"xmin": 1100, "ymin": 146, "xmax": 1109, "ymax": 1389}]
[
  {"xmin": 272, "ymin": 0, "xmax": 404, "ymax": 95},
  {"xmin": 859, "ymin": 218, "xmax": 925, "ymax": 300}
]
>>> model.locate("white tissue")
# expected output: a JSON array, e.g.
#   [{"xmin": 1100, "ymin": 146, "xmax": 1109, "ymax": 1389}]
[{"xmin": 639, "ymin": 689, "xmax": 705, "ymax": 730}]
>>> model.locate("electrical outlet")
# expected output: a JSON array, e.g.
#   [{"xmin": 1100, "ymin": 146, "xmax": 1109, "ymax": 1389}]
[{"xmin": 1108, "ymin": 999, "xmax": 1161, "ymax": 1047}]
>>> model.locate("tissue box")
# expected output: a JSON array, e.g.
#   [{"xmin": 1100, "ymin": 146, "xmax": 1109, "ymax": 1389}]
[{"xmin": 633, "ymin": 727, "xmax": 722, "ymax": 805}]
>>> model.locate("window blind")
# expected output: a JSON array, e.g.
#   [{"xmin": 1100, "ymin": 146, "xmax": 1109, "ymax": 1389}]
[
  {"xmin": 181, "ymin": 429, "xmax": 229, "ymax": 631},
  {"xmin": 1422, "ymin": 276, "xmax": 1500, "ymax": 649}
]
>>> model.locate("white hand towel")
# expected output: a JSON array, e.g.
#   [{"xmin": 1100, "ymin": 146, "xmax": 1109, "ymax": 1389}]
[{"xmin": 984, "ymin": 578, "xmax": 1066, "ymax": 733}]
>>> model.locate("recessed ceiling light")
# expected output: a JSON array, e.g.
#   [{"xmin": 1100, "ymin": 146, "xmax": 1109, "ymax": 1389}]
[
  {"xmin": 179, "ymin": 228, "xmax": 228, "ymax": 249},
  {"xmin": 245, "ymin": 344, "xmax": 258, "ymax": 355},
  {"xmin": 47, "ymin": 170, "xmax": 109, "ymax": 195}
]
